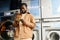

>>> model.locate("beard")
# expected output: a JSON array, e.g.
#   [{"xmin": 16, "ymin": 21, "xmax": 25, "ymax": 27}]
[{"xmin": 21, "ymin": 10, "xmax": 27, "ymax": 14}]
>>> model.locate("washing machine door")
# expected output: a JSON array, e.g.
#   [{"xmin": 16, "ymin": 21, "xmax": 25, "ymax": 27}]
[
  {"xmin": 33, "ymin": 30, "xmax": 39, "ymax": 40},
  {"xmin": 47, "ymin": 31, "xmax": 59, "ymax": 40},
  {"xmin": 0, "ymin": 20, "xmax": 14, "ymax": 39}
]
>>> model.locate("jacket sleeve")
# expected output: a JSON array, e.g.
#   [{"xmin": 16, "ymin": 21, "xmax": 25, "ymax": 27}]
[
  {"xmin": 23, "ymin": 14, "xmax": 36, "ymax": 29},
  {"xmin": 29, "ymin": 15, "xmax": 36, "ymax": 28}
]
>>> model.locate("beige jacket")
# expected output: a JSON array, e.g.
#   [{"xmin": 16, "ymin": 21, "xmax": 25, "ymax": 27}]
[{"xmin": 14, "ymin": 12, "xmax": 36, "ymax": 39}]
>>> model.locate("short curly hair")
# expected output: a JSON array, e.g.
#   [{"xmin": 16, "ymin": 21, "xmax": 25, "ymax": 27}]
[{"xmin": 21, "ymin": 3, "xmax": 27, "ymax": 7}]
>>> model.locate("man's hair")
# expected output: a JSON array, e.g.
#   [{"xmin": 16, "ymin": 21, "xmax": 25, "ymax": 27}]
[{"xmin": 20, "ymin": 3, "xmax": 27, "ymax": 8}]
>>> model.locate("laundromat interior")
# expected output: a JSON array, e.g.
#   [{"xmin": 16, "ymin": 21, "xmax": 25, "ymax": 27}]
[{"xmin": 0, "ymin": 0, "xmax": 60, "ymax": 40}]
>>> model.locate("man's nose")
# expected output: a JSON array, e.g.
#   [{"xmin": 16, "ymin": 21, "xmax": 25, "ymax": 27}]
[{"xmin": 22, "ymin": 8, "xmax": 24, "ymax": 10}]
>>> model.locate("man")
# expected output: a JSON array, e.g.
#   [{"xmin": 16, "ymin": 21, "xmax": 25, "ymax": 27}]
[{"xmin": 13, "ymin": 3, "xmax": 36, "ymax": 40}]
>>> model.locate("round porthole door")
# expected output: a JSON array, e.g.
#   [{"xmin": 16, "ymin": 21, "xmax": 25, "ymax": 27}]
[{"xmin": 47, "ymin": 31, "xmax": 59, "ymax": 40}]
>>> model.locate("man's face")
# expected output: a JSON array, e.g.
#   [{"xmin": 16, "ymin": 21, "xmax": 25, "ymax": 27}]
[{"xmin": 20, "ymin": 5, "xmax": 27, "ymax": 13}]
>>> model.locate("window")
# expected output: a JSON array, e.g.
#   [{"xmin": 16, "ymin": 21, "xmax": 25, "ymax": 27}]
[
  {"xmin": 29, "ymin": 0, "xmax": 40, "ymax": 17},
  {"xmin": 51, "ymin": 0, "xmax": 60, "ymax": 17},
  {"xmin": 35, "ymin": 23, "xmax": 41, "ymax": 29}
]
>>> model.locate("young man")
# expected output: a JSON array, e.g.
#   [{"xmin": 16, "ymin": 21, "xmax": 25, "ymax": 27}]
[{"xmin": 14, "ymin": 3, "xmax": 36, "ymax": 40}]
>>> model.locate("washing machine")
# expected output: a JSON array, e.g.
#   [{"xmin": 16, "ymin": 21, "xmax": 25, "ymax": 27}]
[
  {"xmin": 33, "ymin": 29, "xmax": 40, "ymax": 40},
  {"xmin": 43, "ymin": 28, "xmax": 60, "ymax": 40}
]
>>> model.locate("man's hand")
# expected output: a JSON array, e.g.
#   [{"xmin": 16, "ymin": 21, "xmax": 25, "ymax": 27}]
[
  {"xmin": 20, "ymin": 19, "xmax": 24, "ymax": 23},
  {"xmin": 20, "ymin": 18, "xmax": 35, "ymax": 29},
  {"xmin": 20, "ymin": 19, "xmax": 27, "ymax": 25}
]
